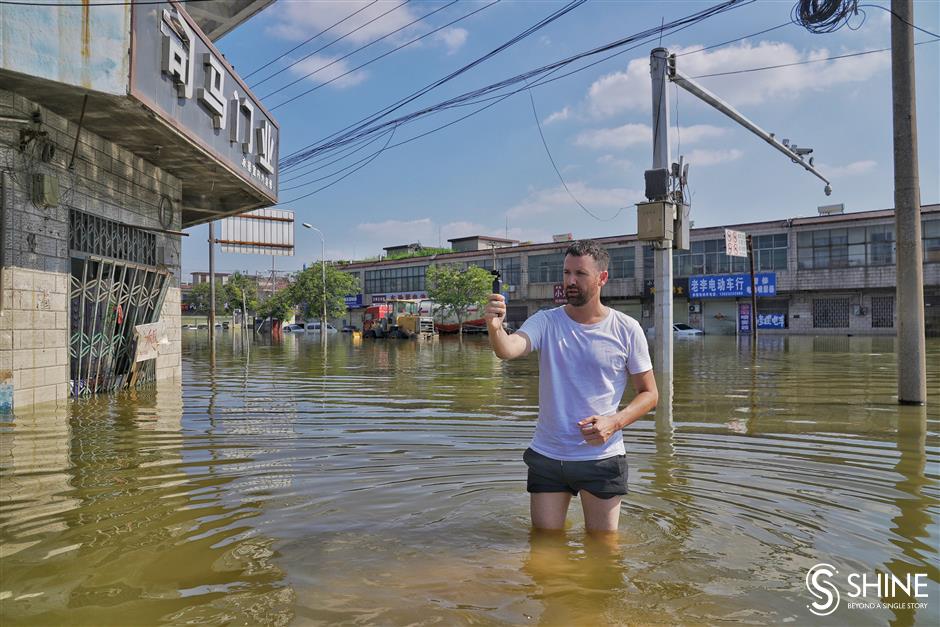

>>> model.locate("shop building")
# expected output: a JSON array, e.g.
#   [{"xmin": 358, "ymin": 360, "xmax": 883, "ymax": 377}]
[
  {"xmin": 1, "ymin": 1, "xmax": 278, "ymax": 410},
  {"xmin": 339, "ymin": 204, "xmax": 940, "ymax": 336}
]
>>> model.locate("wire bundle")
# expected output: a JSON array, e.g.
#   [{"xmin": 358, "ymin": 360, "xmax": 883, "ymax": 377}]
[{"xmin": 791, "ymin": 0, "xmax": 860, "ymax": 34}]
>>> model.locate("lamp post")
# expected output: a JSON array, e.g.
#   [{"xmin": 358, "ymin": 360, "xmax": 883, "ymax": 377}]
[{"xmin": 302, "ymin": 223, "xmax": 327, "ymax": 346}]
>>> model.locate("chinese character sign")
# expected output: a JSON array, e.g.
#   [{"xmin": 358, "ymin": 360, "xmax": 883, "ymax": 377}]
[
  {"xmin": 553, "ymin": 284, "xmax": 567, "ymax": 304},
  {"xmin": 725, "ymin": 229, "xmax": 748, "ymax": 257},
  {"xmin": 757, "ymin": 313, "xmax": 786, "ymax": 329},
  {"xmin": 738, "ymin": 303, "xmax": 752, "ymax": 334},
  {"xmin": 689, "ymin": 273, "xmax": 776, "ymax": 298}
]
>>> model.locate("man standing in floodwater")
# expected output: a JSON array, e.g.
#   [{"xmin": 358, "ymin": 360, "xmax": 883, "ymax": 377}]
[{"xmin": 484, "ymin": 240, "xmax": 659, "ymax": 532}]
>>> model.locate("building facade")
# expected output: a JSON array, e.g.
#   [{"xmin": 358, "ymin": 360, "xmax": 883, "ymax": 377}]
[
  {"xmin": 338, "ymin": 205, "xmax": 940, "ymax": 336},
  {"xmin": 1, "ymin": 1, "xmax": 278, "ymax": 410}
]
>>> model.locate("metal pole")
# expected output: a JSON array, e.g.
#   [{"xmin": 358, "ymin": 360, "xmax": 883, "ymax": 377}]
[
  {"xmin": 747, "ymin": 234, "xmax": 757, "ymax": 342},
  {"xmin": 651, "ymin": 47, "xmax": 674, "ymax": 382},
  {"xmin": 321, "ymin": 236, "xmax": 327, "ymax": 347},
  {"xmin": 208, "ymin": 221, "xmax": 216, "ymax": 345},
  {"xmin": 891, "ymin": 0, "xmax": 926, "ymax": 405}
]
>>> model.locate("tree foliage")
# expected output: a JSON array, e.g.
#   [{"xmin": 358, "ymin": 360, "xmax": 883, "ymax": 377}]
[
  {"xmin": 185, "ymin": 282, "xmax": 226, "ymax": 314},
  {"xmin": 223, "ymin": 272, "xmax": 260, "ymax": 315},
  {"xmin": 256, "ymin": 287, "xmax": 295, "ymax": 323},
  {"xmin": 425, "ymin": 264, "xmax": 493, "ymax": 334},
  {"xmin": 291, "ymin": 263, "xmax": 360, "ymax": 320}
]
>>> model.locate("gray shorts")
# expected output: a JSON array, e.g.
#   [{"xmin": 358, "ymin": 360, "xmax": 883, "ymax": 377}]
[{"xmin": 523, "ymin": 447, "xmax": 628, "ymax": 499}]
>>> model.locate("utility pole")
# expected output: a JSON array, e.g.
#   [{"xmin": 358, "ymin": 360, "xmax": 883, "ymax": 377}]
[
  {"xmin": 650, "ymin": 47, "xmax": 674, "ymax": 384},
  {"xmin": 208, "ymin": 221, "xmax": 216, "ymax": 344},
  {"xmin": 891, "ymin": 0, "xmax": 926, "ymax": 405},
  {"xmin": 746, "ymin": 234, "xmax": 757, "ymax": 342}
]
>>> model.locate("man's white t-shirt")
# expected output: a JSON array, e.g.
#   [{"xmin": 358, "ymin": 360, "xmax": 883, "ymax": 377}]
[{"xmin": 517, "ymin": 306, "xmax": 652, "ymax": 461}]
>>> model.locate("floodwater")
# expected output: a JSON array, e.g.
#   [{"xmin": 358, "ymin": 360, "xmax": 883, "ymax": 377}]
[{"xmin": 1, "ymin": 332, "xmax": 938, "ymax": 626}]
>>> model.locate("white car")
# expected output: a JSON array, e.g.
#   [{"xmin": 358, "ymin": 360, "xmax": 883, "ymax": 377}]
[
  {"xmin": 282, "ymin": 323, "xmax": 305, "ymax": 333},
  {"xmin": 647, "ymin": 323, "xmax": 704, "ymax": 338},
  {"xmin": 305, "ymin": 322, "xmax": 338, "ymax": 333}
]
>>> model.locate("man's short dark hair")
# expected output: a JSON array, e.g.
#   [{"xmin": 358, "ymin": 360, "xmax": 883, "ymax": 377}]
[{"xmin": 565, "ymin": 240, "xmax": 609, "ymax": 271}]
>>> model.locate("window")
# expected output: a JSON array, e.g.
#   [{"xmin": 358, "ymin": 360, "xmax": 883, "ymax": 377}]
[
  {"xmin": 364, "ymin": 265, "xmax": 426, "ymax": 294},
  {"xmin": 813, "ymin": 298, "xmax": 849, "ymax": 328},
  {"xmin": 924, "ymin": 219, "xmax": 940, "ymax": 263},
  {"xmin": 608, "ymin": 246, "xmax": 636, "ymax": 279},
  {"xmin": 799, "ymin": 225, "xmax": 895, "ymax": 269},
  {"xmin": 528, "ymin": 253, "xmax": 564, "ymax": 283},
  {"xmin": 673, "ymin": 238, "xmax": 748, "ymax": 277},
  {"xmin": 871, "ymin": 296, "xmax": 894, "ymax": 328},
  {"xmin": 754, "ymin": 233, "xmax": 788, "ymax": 271}
]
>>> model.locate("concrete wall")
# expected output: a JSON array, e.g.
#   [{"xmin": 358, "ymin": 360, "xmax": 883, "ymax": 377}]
[
  {"xmin": 1, "ymin": 89, "xmax": 182, "ymax": 411},
  {"xmin": 0, "ymin": 3, "xmax": 130, "ymax": 94}
]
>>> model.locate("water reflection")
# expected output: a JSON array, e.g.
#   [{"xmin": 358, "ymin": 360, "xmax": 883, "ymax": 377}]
[{"xmin": 0, "ymin": 333, "xmax": 937, "ymax": 626}]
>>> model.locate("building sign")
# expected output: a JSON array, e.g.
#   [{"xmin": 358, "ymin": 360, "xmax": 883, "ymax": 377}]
[
  {"xmin": 643, "ymin": 278, "xmax": 690, "ymax": 298},
  {"xmin": 725, "ymin": 229, "xmax": 748, "ymax": 257},
  {"xmin": 738, "ymin": 303, "xmax": 752, "ymax": 334},
  {"xmin": 134, "ymin": 321, "xmax": 168, "ymax": 362},
  {"xmin": 689, "ymin": 273, "xmax": 776, "ymax": 299},
  {"xmin": 371, "ymin": 292, "xmax": 428, "ymax": 304},
  {"xmin": 130, "ymin": 3, "xmax": 278, "ymax": 199},
  {"xmin": 758, "ymin": 313, "xmax": 786, "ymax": 329},
  {"xmin": 219, "ymin": 209, "xmax": 294, "ymax": 256},
  {"xmin": 553, "ymin": 284, "xmax": 567, "ymax": 304},
  {"xmin": 345, "ymin": 294, "xmax": 363, "ymax": 308}
]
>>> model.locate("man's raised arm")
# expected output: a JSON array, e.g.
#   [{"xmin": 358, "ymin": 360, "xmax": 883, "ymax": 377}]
[{"xmin": 484, "ymin": 294, "xmax": 530, "ymax": 360}]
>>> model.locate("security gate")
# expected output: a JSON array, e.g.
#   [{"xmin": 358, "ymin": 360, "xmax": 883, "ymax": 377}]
[{"xmin": 69, "ymin": 256, "xmax": 170, "ymax": 398}]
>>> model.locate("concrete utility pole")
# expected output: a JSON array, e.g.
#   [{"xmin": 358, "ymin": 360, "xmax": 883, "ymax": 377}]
[
  {"xmin": 650, "ymin": 47, "xmax": 674, "ymax": 383},
  {"xmin": 891, "ymin": 0, "xmax": 926, "ymax": 405},
  {"xmin": 208, "ymin": 221, "xmax": 216, "ymax": 344}
]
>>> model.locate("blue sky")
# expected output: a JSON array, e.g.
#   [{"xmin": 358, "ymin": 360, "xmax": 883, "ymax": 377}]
[{"xmin": 182, "ymin": 0, "xmax": 940, "ymax": 278}]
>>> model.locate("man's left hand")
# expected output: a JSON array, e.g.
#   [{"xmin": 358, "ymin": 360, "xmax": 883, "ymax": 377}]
[{"xmin": 577, "ymin": 415, "xmax": 618, "ymax": 445}]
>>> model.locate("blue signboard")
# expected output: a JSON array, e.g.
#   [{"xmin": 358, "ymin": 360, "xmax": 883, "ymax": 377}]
[
  {"xmin": 757, "ymin": 313, "xmax": 786, "ymax": 329},
  {"xmin": 689, "ymin": 273, "xmax": 776, "ymax": 299},
  {"xmin": 344, "ymin": 294, "xmax": 363, "ymax": 308}
]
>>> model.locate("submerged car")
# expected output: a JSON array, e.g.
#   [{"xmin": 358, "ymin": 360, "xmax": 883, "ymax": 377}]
[
  {"xmin": 647, "ymin": 323, "xmax": 704, "ymax": 338},
  {"xmin": 282, "ymin": 323, "xmax": 305, "ymax": 333},
  {"xmin": 305, "ymin": 322, "xmax": 338, "ymax": 333}
]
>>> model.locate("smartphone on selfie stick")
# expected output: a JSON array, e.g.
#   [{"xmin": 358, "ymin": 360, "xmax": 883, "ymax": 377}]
[{"xmin": 490, "ymin": 270, "xmax": 502, "ymax": 319}]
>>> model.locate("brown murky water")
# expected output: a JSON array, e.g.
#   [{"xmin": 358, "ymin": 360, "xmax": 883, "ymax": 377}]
[{"xmin": 1, "ymin": 333, "xmax": 938, "ymax": 625}]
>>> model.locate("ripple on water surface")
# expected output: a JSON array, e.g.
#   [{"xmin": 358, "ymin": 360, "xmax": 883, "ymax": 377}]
[{"xmin": 1, "ymin": 334, "xmax": 938, "ymax": 625}]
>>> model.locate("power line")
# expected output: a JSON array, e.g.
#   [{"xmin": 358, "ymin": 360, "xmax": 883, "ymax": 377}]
[
  {"xmin": 276, "ymin": 0, "xmax": 755, "ymax": 199},
  {"xmin": 243, "ymin": 0, "xmax": 380, "ymax": 80},
  {"xmin": 688, "ymin": 37, "xmax": 939, "ymax": 79},
  {"xmin": 676, "ymin": 20, "xmax": 794, "ymax": 56},
  {"xmin": 279, "ymin": 0, "xmax": 588, "ymax": 164},
  {"xmin": 252, "ymin": 0, "xmax": 412, "ymax": 89},
  {"xmin": 525, "ymin": 81, "xmax": 625, "ymax": 222},
  {"xmin": 261, "ymin": 0, "xmax": 458, "ymax": 99},
  {"xmin": 281, "ymin": 0, "xmax": 751, "ymax": 171},
  {"xmin": 859, "ymin": 3, "xmax": 940, "ymax": 39}
]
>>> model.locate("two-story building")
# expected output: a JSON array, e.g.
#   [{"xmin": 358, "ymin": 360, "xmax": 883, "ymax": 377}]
[{"xmin": 338, "ymin": 204, "xmax": 940, "ymax": 336}]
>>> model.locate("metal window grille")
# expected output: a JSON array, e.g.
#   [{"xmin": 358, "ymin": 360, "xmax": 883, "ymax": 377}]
[
  {"xmin": 69, "ymin": 209, "xmax": 157, "ymax": 266},
  {"xmin": 871, "ymin": 296, "xmax": 895, "ymax": 328},
  {"xmin": 812, "ymin": 298, "xmax": 850, "ymax": 328},
  {"xmin": 69, "ymin": 256, "xmax": 170, "ymax": 398}
]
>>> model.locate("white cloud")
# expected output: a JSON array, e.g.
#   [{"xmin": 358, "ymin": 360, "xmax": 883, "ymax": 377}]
[
  {"xmin": 580, "ymin": 40, "xmax": 890, "ymax": 119},
  {"xmin": 818, "ymin": 159, "xmax": 877, "ymax": 177},
  {"xmin": 270, "ymin": 1, "xmax": 428, "ymax": 46},
  {"xmin": 505, "ymin": 182, "xmax": 643, "ymax": 221},
  {"xmin": 685, "ymin": 148, "xmax": 743, "ymax": 166},
  {"xmin": 544, "ymin": 106, "xmax": 571, "ymax": 125},
  {"xmin": 575, "ymin": 123, "xmax": 650, "ymax": 149},
  {"xmin": 288, "ymin": 54, "xmax": 368, "ymax": 88},
  {"xmin": 597, "ymin": 155, "xmax": 632, "ymax": 171},
  {"xmin": 575, "ymin": 124, "xmax": 726, "ymax": 150},
  {"xmin": 434, "ymin": 27, "xmax": 467, "ymax": 55}
]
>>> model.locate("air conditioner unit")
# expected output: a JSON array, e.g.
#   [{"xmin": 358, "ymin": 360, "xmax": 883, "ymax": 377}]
[
  {"xmin": 32, "ymin": 173, "xmax": 59, "ymax": 208},
  {"xmin": 689, "ymin": 303, "xmax": 701, "ymax": 314}
]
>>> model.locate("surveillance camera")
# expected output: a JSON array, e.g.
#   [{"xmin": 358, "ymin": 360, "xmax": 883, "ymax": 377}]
[{"xmin": 824, "ymin": 184, "xmax": 832, "ymax": 196}]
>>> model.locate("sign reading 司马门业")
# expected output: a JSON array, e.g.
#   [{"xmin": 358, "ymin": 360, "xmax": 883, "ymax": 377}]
[{"xmin": 130, "ymin": 3, "xmax": 278, "ymax": 200}]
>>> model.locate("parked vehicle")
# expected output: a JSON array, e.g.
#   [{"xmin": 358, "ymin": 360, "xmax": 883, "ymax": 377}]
[
  {"xmin": 282, "ymin": 323, "xmax": 305, "ymax": 333},
  {"xmin": 305, "ymin": 322, "xmax": 338, "ymax": 334},
  {"xmin": 341, "ymin": 324, "xmax": 358, "ymax": 333},
  {"xmin": 362, "ymin": 300, "xmax": 435, "ymax": 339},
  {"xmin": 647, "ymin": 323, "xmax": 704, "ymax": 338}
]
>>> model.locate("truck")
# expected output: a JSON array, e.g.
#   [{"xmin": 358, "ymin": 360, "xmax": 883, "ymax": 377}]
[{"xmin": 362, "ymin": 299, "xmax": 436, "ymax": 339}]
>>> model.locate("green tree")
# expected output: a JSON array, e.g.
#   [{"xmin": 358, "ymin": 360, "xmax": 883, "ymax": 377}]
[
  {"xmin": 186, "ymin": 282, "xmax": 226, "ymax": 315},
  {"xmin": 256, "ymin": 287, "xmax": 295, "ymax": 324},
  {"xmin": 425, "ymin": 264, "xmax": 493, "ymax": 335},
  {"xmin": 290, "ymin": 263, "xmax": 360, "ymax": 321},
  {"xmin": 223, "ymin": 272, "xmax": 259, "ymax": 316}
]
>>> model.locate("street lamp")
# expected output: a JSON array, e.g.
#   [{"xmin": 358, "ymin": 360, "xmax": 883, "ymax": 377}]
[{"xmin": 302, "ymin": 222, "xmax": 327, "ymax": 346}]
